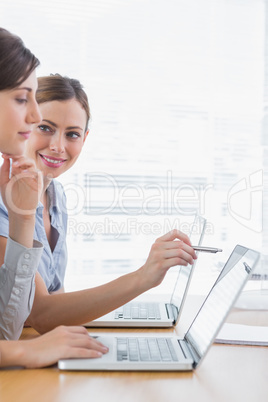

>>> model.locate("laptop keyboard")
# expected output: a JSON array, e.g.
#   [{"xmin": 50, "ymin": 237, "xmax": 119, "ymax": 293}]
[
  {"xmin": 116, "ymin": 337, "xmax": 178, "ymax": 362},
  {"xmin": 114, "ymin": 302, "xmax": 161, "ymax": 320}
]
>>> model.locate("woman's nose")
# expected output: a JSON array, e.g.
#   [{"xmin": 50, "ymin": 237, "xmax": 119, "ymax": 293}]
[
  {"xmin": 27, "ymin": 100, "xmax": 42, "ymax": 125},
  {"xmin": 49, "ymin": 137, "xmax": 65, "ymax": 153}
]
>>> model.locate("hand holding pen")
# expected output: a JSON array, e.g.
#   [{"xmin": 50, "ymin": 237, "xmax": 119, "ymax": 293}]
[{"xmin": 192, "ymin": 246, "xmax": 223, "ymax": 253}]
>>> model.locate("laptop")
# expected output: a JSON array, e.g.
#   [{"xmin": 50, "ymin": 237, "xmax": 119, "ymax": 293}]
[
  {"xmin": 85, "ymin": 215, "xmax": 206, "ymax": 328},
  {"xmin": 59, "ymin": 244, "xmax": 260, "ymax": 372}
]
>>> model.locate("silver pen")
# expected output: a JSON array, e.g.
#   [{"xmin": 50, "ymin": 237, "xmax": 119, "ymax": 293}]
[{"xmin": 193, "ymin": 246, "xmax": 223, "ymax": 253}]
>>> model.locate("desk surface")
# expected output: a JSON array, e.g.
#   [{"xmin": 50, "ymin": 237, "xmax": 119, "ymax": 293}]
[{"xmin": 0, "ymin": 295, "xmax": 267, "ymax": 402}]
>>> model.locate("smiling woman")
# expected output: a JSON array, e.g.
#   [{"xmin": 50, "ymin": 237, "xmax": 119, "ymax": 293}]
[
  {"xmin": 26, "ymin": 75, "xmax": 89, "ymax": 177},
  {"xmin": 26, "ymin": 99, "xmax": 88, "ymax": 174},
  {"xmin": 0, "ymin": 73, "xmax": 197, "ymax": 334}
]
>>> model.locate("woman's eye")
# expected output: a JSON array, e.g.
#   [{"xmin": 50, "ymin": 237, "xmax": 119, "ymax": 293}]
[
  {"xmin": 67, "ymin": 131, "xmax": 81, "ymax": 139},
  {"xmin": 38, "ymin": 125, "xmax": 53, "ymax": 133},
  {"xmin": 16, "ymin": 98, "xmax": 27, "ymax": 104}
]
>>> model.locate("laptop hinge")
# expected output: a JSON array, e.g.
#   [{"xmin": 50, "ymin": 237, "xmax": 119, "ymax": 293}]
[
  {"xmin": 165, "ymin": 303, "xmax": 178, "ymax": 324},
  {"xmin": 181, "ymin": 336, "xmax": 202, "ymax": 368}
]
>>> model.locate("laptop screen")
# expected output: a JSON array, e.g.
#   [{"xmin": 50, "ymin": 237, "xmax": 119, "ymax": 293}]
[
  {"xmin": 170, "ymin": 215, "xmax": 206, "ymax": 312},
  {"xmin": 185, "ymin": 245, "xmax": 260, "ymax": 366}
]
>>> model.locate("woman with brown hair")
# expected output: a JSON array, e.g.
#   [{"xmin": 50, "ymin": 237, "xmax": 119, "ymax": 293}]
[
  {"xmin": 2, "ymin": 73, "xmax": 197, "ymax": 333},
  {"xmin": 0, "ymin": 27, "xmax": 108, "ymax": 368}
]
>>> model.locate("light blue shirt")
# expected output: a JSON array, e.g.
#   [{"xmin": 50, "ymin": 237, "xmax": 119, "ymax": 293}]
[
  {"xmin": 34, "ymin": 180, "xmax": 68, "ymax": 292},
  {"xmin": 0, "ymin": 237, "xmax": 43, "ymax": 340},
  {"xmin": 0, "ymin": 180, "xmax": 68, "ymax": 294}
]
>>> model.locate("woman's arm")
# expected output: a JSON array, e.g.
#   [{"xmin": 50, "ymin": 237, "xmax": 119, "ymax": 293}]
[
  {"xmin": 0, "ymin": 156, "xmax": 44, "ymax": 340},
  {"xmin": 0, "ymin": 236, "xmax": 43, "ymax": 340},
  {"xmin": 27, "ymin": 230, "xmax": 197, "ymax": 334},
  {"xmin": 0, "ymin": 326, "xmax": 108, "ymax": 368}
]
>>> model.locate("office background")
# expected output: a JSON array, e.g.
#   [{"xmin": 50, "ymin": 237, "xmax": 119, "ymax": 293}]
[{"xmin": 1, "ymin": 0, "xmax": 266, "ymax": 294}]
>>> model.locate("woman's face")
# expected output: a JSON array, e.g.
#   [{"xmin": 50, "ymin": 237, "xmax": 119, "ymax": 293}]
[
  {"xmin": 0, "ymin": 71, "xmax": 41, "ymax": 156},
  {"xmin": 26, "ymin": 98, "xmax": 88, "ymax": 179}
]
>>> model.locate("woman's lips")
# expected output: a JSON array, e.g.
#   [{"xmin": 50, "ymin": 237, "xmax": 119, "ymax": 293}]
[
  {"xmin": 40, "ymin": 154, "xmax": 66, "ymax": 168},
  {"xmin": 18, "ymin": 131, "xmax": 31, "ymax": 140}
]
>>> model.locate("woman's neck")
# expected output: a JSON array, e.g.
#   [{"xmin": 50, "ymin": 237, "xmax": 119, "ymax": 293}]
[
  {"xmin": 41, "ymin": 176, "xmax": 53, "ymax": 208},
  {"xmin": 43, "ymin": 175, "xmax": 52, "ymax": 191}
]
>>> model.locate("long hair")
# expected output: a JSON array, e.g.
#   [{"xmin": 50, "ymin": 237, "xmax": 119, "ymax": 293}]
[{"xmin": 0, "ymin": 27, "xmax": 40, "ymax": 90}]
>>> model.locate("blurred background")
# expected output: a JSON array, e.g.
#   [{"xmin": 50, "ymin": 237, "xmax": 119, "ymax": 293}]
[{"xmin": 1, "ymin": 0, "xmax": 266, "ymax": 295}]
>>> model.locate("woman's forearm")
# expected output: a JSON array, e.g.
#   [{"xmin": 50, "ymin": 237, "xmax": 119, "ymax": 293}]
[
  {"xmin": 28, "ymin": 269, "xmax": 146, "ymax": 334},
  {"xmin": 9, "ymin": 214, "xmax": 36, "ymax": 249},
  {"xmin": 0, "ymin": 237, "xmax": 43, "ymax": 340},
  {"xmin": 29, "ymin": 230, "xmax": 196, "ymax": 334},
  {"xmin": 0, "ymin": 340, "xmax": 24, "ymax": 367}
]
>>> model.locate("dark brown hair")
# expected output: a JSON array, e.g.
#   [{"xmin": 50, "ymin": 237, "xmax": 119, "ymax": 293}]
[
  {"xmin": 37, "ymin": 74, "xmax": 90, "ymax": 132},
  {"xmin": 0, "ymin": 27, "xmax": 40, "ymax": 90}
]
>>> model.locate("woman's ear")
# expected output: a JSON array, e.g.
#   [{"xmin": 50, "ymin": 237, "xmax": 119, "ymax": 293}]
[{"xmin": 83, "ymin": 129, "xmax": 89, "ymax": 144}]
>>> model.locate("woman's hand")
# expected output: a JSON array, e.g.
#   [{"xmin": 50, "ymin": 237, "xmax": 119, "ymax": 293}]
[
  {"xmin": 1, "ymin": 326, "xmax": 109, "ymax": 369},
  {"xmin": 0, "ymin": 155, "xmax": 43, "ymax": 217},
  {"xmin": 139, "ymin": 229, "xmax": 197, "ymax": 289}
]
